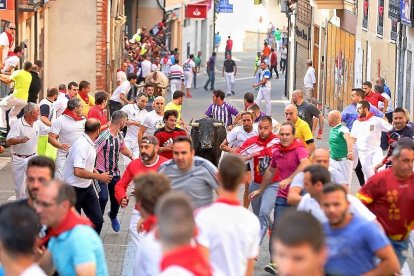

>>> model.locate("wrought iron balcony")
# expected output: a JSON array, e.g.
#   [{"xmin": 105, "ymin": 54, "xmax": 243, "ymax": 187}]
[{"xmin": 17, "ymin": 0, "xmax": 41, "ymax": 12}]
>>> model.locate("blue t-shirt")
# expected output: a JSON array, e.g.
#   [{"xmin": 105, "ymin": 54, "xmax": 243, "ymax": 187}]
[
  {"xmin": 324, "ymin": 215, "xmax": 389, "ymax": 276},
  {"xmin": 48, "ymin": 225, "xmax": 108, "ymax": 276},
  {"xmin": 341, "ymin": 103, "xmax": 384, "ymax": 130},
  {"xmin": 214, "ymin": 34, "xmax": 221, "ymax": 46}
]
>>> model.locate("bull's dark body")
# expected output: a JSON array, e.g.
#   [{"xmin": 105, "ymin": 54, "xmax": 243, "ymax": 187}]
[{"xmin": 190, "ymin": 118, "xmax": 227, "ymax": 167}]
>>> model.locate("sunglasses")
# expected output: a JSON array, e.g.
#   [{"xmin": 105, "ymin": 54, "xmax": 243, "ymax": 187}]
[{"xmin": 9, "ymin": 27, "xmax": 15, "ymax": 30}]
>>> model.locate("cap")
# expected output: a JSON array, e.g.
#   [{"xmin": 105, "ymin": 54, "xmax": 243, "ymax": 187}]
[{"xmin": 141, "ymin": 135, "xmax": 159, "ymax": 145}]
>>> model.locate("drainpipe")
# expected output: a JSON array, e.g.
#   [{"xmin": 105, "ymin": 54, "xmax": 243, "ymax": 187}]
[{"xmin": 397, "ymin": 24, "xmax": 406, "ymax": 107}]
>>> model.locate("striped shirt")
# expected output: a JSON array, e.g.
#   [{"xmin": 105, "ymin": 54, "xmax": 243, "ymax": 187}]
[
  {"xmin": 95, "ymin": 130, "xmax": 125, "ymax": 176},
  {"xmin": 168, "ymin": 64, "xmax": 184, "ymax": 81},
  {"xmin": 205, "ymin": 102, "xmax": 239, "ymax": 127}
]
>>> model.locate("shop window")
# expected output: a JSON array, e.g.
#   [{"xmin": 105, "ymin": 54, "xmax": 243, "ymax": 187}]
[
  {"xmin": 362, "ymin": 0, "xmax": 369, "ymax": 30},
  {"xmin": 390, "ymin": 19, "xmax": 398, "ymax": 42},
  {"xmin": 377, "ymin": 0, "xmax": 384, "ymax": 36}
]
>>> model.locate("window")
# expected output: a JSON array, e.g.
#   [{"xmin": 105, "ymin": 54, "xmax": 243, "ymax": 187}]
[
  {"xmin": 362, "ymin": 0, "xmax": 369, "ymax": 30},
  {"xmin": 390, "ymin": 20, "xmax": 398, "ymax": 42},
  {"xmin": 377, "ymin": 0, "xmax": 384, "ymax": 36}
]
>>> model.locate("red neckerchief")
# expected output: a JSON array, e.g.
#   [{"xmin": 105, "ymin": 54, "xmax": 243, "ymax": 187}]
[
  {"xmin": 160, "ymin": 245, "xmax": 212, "ymax": 276},
  {"xmin": 258, "ymin": 133, "xmax": 277, "ymax": 146},
  {"xmin": 117, "ymin": 68, "xmax": 124, "ymax": 72},
  {"xmin": 62, "ymin": 108, "xmax": 84, "ymax": 121},
  {"xmin": 216, "ymin": 197, "xmax": 240, "ymax": 206},
  {"xmin": 141, "ymin": 215, "xmax": 157, "ymax": 232},
  {"xmin": 280, "ymin": 139, "xmax": 305, "ymax": 152},
  {"xmin": 358, "ymin": 112, "xmax": 374, "ymax": 122},
  {"xmin": 162, "ymin": 57, "xmax": 169, "ymax": 64},
  {"xmin": 79, "ymin": 93, "xmax": 89, "ymax": 104},
  {"xmin": 40, "ymin": 209, "xmax": 92, "ymax": 246},
  {"xmin": 6, "ymin": 32, "xmax": 13, "ymax": 49}
]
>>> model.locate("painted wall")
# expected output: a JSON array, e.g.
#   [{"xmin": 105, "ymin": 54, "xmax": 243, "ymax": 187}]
[
  {"xmin": 137, "ymin": 0, "xmax": 163, "ymax": 31},
  {"xmin": 46, "ymin": 0, "xmax": 97, "ymax": 90}
]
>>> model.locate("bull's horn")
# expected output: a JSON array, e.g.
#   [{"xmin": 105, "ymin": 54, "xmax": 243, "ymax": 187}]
[
  {"xmin": 213, "ymin": 122, "xmax": 223, "ymax": 127},
  {"xmin": 189, "ymin": 119, "xmax": 200, "ymax": 127}
]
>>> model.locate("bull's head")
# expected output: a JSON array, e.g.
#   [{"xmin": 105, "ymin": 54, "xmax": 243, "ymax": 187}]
[{"xmin": 190, "ymin": 118, "xmax": 223, "ymax": 149}]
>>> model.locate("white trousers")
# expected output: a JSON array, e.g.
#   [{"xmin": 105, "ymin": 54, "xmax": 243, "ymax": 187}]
[
  {"xmin": 11, "ymin": 155, "xmax": 31, "ymax": 199},
  {"xmin": 330, "ymin": 158, "xmax": 353, "ymax": 185},
  {"xmin": 358, "ymin": 148, "xmax": 384, "ymax": 181},
  {"xmin": 184, "ymin": 72, "xmax": 193, "ymax": 89},
  {"xmin": 225, "ymin": 72, "xmax": 235, "ymax": 94},
  {"xmin": 255, "ymin": 86, "xmax": 271, "ymax": 115},
  {"xmin": 170, "ymin": 79, "xmax": 181, "ymax": 100},
  {"xmin": 55, "ymin": 151, "xmax": 67, "ymax": 180},
  {"xmin": 0, "ymin": 95, "xmax": 27, "ymax": 128},
  {"xmin": 130, "ymin": 209, "xmax": 144, "ymax": 256},
  {"xmin": 123, "ymin": 140, "xmax": 139, "ymax": 167}
]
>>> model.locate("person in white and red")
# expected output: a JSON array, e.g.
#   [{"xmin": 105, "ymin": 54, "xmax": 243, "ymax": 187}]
[
  {"xmin": 6, "ymin": 103, "xmax": 40, "ymax": 199},
  {"xmin": 225, "ymin": 35, "xmax": 233, "ymax": 58},
  {"xmin": 0, "ymin": 22, "xmax": 15, "ymax": 68},
  {"xmin": 303, "ymin": 59, "xmax": 316, "ymax": 100},
  {"xmin": 48, "ymin": 98, "xmax": 86, "ymax": 179},
  {"xmin": 183, "ymin": 54, "xmax": 196, "ymax": 98},
  {"xmin": 195, "ymin": 155, "xmax": 260, "ymax": 276},
  {"xmin": 115, "ymin": 135, "xmax": 168, "ymax": 255},
  {"xmin": 157, "ymin": 192, "xmax": 213, "ymax": 276},
  {"xmin": 141, "ymin": 55, "xmax": 152, "ymax": 79},
  {"xmin": 54, "ymin": 81, "xmax": 78, "ymax": 117},
  {"xmin": 116, "ymin": 61, "xmax": 128, "ymax": 86},
  {"xmin": 108, "ymin": 73, "xmax": 137, "ymax": 116},
  {"xmin": 134, "ymin": 173, "xmax": 171, "ymax": 276}
]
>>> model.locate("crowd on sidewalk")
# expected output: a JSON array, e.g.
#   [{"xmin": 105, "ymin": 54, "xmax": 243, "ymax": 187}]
[{"xmin": 0, "ymin": 17, "xmax": 413, "ymax": 276}]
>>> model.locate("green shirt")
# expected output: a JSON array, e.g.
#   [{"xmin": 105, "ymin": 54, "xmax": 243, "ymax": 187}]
[
  {"xmin": 274, "ymin": 30, "xmax": 281, "ymax": 41},
  {"xmin": 194, "ymin": 56, "xmax": 201, "ymax": 67},
  {"xmin": 329, "ymin": 124, "xmax": 349, "ymax": 159}
]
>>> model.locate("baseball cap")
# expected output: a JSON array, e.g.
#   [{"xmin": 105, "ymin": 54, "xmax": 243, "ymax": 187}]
[{"xmin": 141, "ymin": 135, "xmax": 158, "ymax": 145}]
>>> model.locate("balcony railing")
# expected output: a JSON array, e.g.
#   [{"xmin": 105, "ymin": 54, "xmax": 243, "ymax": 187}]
[{"xmin": 17, "ymin": 0, "xmax": 41, "ymax": 12}]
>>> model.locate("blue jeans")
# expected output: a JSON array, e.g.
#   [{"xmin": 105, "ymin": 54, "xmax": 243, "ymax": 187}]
[
  {"xmin": 249, "ymin": 182, "xmax": 279, "ymax": 244},
  {"xmin": 389, "ymin": 238, "xmax": 409, "ymax": 267},
  {"xmin": 269, "ymin": 196, "xmax": 291, "ymax": 258},
  {"xmin": 98, "ymin": 175, "xmax": 120, "ymax": 220},
  {"xmin": 204, "ymin": 70, "xmax": 215, "ymax": 90}
]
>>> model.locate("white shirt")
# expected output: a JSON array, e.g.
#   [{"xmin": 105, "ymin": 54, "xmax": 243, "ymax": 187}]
[
  {"xmin": 38, "ymin": 98, "xmax": 57, "ymax": 135},
  {"xmin": 7, "ymin": 117, "xmax": 40, "ymax": 155},
  {"xmin": 134, "ymin": 230, "xmax": 162, "ymax": 276},
  {"xmin": 227, "ymin": 125, "xmax": 258, "ymax": 148},
  {"xmin": 151, "ymin": 63, "xmax": 161, "ymax": 72},
  {"xmin": 21, "ymin": 264, "xmax": 46, "ymax": 276},
  {"xmin": 54, "ymin": 93, "xmax": 69, "ymax": 117},
  {"xmin": 121, "ymin": 104, "xmax": 148, "ymax": 141},
  {"xmin": 110, "ymin": 80, "xmax": 131, "ymax": 103},
  {"xmin": 351, "ymin": 116, "xmax": 392, "ymax": 152},
  {"xmin": 0, "ymin": 32, "xmax": 10, "ymax": 64},
  {"xmin": 304, "ymin": 67, "xmax": 316, "ymax": 88},
  {"xmin": 183, "ymin": 59, "xmax": 195, "ymax": 73},
  {"xmin": 195, "ymin": 201, "xmax": 260, "ymax": 276},
  {"xmin": 116, "ymin": 70, "xmax": 127, "ymax": 83},
  {"xmin": 3, "ymin": 55, "xmax": 19, "ymax": 72},
  {"xmin": 62, "ymin": 133, "xmax": 96, "ymax": 188},
  {"xmin": 378, "ymin": 92, "xmax": 393, "ymax": 113},
  {"xmin": 161, "ymin": 57, "xmax": 173, "ymax": 75},
  {"xmin": 298, "ymin": 193, "xmax": 376, "ymax": 223},
  {"xmin": 49, "ymin": 115, "xmax": 86, "ymax": 155},
  {"xmin": 160, "ymin": 266, "xmax": 194, "ymax": 276},
  {"xmin": 142, "ymin": 110, "xmax": 164, "ymax": 135},
  {"xmin": 141, "ymin": 60, "xmax": 152, "ymax": 78}
]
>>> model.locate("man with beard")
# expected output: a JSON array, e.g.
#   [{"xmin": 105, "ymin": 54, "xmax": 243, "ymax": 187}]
[
  {"xmin": 220, "ymin": 111, "xmax": 258, "ymax": 208},
  {"xmin": 250, "ymin": 121, "xmax": 310, "ymax": 274},
  {"xmin": 95, "ymin": 111, "xmax": 133, "ymax": 232},
  {"xmin": 322, "ymin": 184, "xmax": 399, "ymax": 275},
  {"xmin": 115, "ymin": 135, "xmax": 168, "ymax": 255},
  {"xmin": 351, "ymin": 100, "xmax": 392, "ymax": 181},
  {"xmin": 235, "ymin": 116, "xmax": 280, "ymax": 264}
]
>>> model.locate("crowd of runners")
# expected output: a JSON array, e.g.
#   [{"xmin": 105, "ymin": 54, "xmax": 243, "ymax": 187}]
[{"xmin": 0, "ymin": 19, "xmax": 413, "ymax": 276}]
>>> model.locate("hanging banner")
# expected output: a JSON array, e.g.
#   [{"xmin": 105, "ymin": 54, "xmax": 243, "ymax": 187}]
[
  {"xmin": 400, "ymin": 0, "xmax": 413, "ymax": 26},
  {"xmin": 186, "ymin": 4, "xmax": 208, "ymax": 19}
]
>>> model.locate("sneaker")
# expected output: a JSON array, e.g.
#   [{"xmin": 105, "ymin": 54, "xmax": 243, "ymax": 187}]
[
  {"xmin": 203, "ymin": 86, "xmax": 208, "ymax": 91},
  {"xmin": 317, "ymin": 129, "xmax": 323, "ymax": 140},
  {"xmin": 264, "ymin": 263, "xmax": 277, "ymax": 275},
  {"xmin": 231, "ymin": 91, "xmax": 235, "ymax": 95},
  {"xmin": 108, "ymin": 212, "xmax": 120, "ymax": 232},
  {"xmin": 227, "ymin": 93, "xmax": 232, "ymax": 96},
  {"xmin": 0, "ymin": 127, "xmax": 7, "ymax": 134}
]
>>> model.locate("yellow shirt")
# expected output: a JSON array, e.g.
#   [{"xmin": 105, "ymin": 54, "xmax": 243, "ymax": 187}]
[
  {"xmin": 164, "ymin": 101, "xmax": 182, "ymax": 128},
  {"xmin": 11, "ymin": 70, "xmax": 32, "ymax": 101},
  {"xmin": 294, "ymin": 117, "xmax": 314, "ymax": 144},
  {"xmin": 77, "ymin": 94, "xmax": 95, "ymax": 117}
]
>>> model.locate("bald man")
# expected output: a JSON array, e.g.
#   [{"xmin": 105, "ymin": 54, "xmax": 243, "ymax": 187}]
[
  {"xmin": 285, "ymin": 104, "xmax": 315, "ymax": 154},
  {"xmin": 328, "ymin": 110, "xmax": 354, "ymax": 184},
  {"xmin": 287, "ymin": 148, "xmax": 348, "ymax": 206}
]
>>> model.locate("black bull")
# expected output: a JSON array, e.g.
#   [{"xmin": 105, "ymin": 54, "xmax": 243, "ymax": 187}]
[{"xmin": 190, "ymin": 118, "xmax": 227, "ymax": 167}]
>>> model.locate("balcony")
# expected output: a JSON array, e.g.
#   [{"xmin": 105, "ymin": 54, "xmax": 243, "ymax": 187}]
[{"xmin": 17, "ymin": 0, "xmax": 41, "ymax": 12}]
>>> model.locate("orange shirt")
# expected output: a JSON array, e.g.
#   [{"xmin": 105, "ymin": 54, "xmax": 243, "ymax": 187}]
[{"xmin": 262, "ymin": 46, "xmax": 271, "ymax": 57}]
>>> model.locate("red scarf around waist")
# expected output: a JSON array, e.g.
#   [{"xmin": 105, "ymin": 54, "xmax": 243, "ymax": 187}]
[
  {"xmin": 160, "ymin": 245, "xmax": 212, "ymax": 276},
  {"xmin": 40, "ymin": 209, "xmax": 92, "ymax": 246},
  {"xmin": 62, "ymin": 108, "xmax": 84, "ymax": 121},
  {"xmin": 280, "ymin": 138, "xmax": 305, "ymax": 152}
]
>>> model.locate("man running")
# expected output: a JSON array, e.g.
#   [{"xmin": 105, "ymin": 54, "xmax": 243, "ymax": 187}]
[
  {"xmin": 253, "ymin": 61, "xmax": 271, "ymax": 115},
  {"xmin": 204, "ymin": 90, "xmax": 239, "ymax": 129},
  {"xmin": 139, "ymin": 96, "xmax": 165, "ymax": 142},
  {"xmin": 222, "ymin": 54, "xmax": 237, "ymax": 96},
  {"xmin": 285, "ymin": 104, "xmax": 315, "ymax": 154}
]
